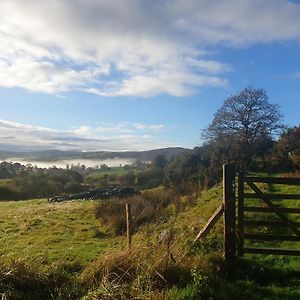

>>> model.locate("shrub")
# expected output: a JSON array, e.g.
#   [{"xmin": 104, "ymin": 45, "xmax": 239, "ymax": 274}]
[
  {"xmin": 0, "ymin": 260, "xmax": 86, "ymax": 300},
  {"xmin": 80, "ymin": 243, "xmax": 192, "ymax": 299},
  {"xmin": 94, "ymin": 190, "xmax": 180, "ymax": 235},
  {"xmin": 0, "ymin": 186, "xmax": 18, "ymax": 200},
  {"xmin": 64, "ymin": 181, "xmax": 83, "ymax": 193},
  {"xmin": 95, "ymin": 198, "xmax": 127, "ymax": 235}
]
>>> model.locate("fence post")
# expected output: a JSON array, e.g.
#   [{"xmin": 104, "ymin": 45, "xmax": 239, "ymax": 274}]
[
  {"xmin": 223, "ymin": 163, "xmax": 236, "ymax": 261},
  {"xmin": 126, "ymin": 203, "xmax": 132, "ymax": 251}
]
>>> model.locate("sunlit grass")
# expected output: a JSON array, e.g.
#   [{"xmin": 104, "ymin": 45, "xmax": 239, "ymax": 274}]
[
  {"xmin": 0, "ymin": 199, "xmax": 125, "ymax": 265},
  {"xmin": 85, "ymin": 166, "xmax": 140, "ymax": 179},
  {"xmin": 0, "ymin": 179, "xmax": 299, "ymax": 299}
]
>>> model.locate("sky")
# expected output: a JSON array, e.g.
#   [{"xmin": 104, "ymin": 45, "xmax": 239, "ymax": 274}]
[{"xmin": 0, "ymin": 0, "xmax": 300, "ymax": 152}]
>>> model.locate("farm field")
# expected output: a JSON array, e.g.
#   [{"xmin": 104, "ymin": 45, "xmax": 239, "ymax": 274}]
[
  {"xmin": 0, "ymin": 199, "xmax": 124, "ymax": 265},
  {"xmin": 0, "ymin": 181, "xmax": 299, "ymax": 299},
  {"xmin": 85, "ymin": 166, "xmax": 140, "ymax": 178}
]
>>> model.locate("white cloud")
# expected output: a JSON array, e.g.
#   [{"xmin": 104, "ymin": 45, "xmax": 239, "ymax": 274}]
[
  {"xmin": 95, "ymin": 122, "xmax": 166, "ymax": 133},
  {"xmin": 0, "ymin": 0, "xmax": 300, "ymax": 96},
  {"xmin": 0, "ymin": 57, "xmax": 106, "ymax": 93},
  {"xmin": 133, "ymin": 123, "xmax": 165, "ymax": 130},
  {"xmin": 73, "ymin": 126, "xmax": 93, "ymax": 136},
  {"xmin": 169, "ymin": 0, "xmax": 300, "ymax": 45},
  {"xmin": 185, "ymin": 58, "xmax": 232, "ymax": 74},
  {"xmin": 0, "ymin": 119, "xmax": 170, "ymax": 151}
]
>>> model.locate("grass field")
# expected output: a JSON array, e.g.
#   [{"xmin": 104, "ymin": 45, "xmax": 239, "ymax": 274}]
[
  {"xmin": 0, "ymin": 179, "xmax": 299, "ymax": 299},
  {"xmin": 0, "ymin": 179, "xmax": 15, "ymax": 189},
  {"xmin": 85, "ymin": 166, "xmax": 140, "ymax": 179},
  {"xmin": 0, "ymin": 199, "xmax": 124, "ymax": 265}
]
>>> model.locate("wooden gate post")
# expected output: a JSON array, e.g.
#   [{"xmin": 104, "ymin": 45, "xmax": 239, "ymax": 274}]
[
  {"xmin": 223, "ymin": 163, "xmax": 236, "ymax": 261},
  {"xmin": 126, "ymin": 203, "xmax": 132, "ymax": 251}
]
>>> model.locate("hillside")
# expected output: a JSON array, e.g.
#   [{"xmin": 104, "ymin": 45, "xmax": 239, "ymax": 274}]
[
  {"xmin": 0, "ymin": 183, "xmax": 299, "ymax": 299},
  {"xmin": 0, "ymin": 147, "xmax": 189, "ymax": 162}
]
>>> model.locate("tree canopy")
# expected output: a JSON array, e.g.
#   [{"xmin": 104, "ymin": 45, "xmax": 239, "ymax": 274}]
[
  {"xmin": 203, "ymin": 87, "xmax": 283, "ymax": 167},
  {"xmin": 276, "ymin": 126, "xmax": 300, "ymax": 170},
  {"xmin": 204, "ymin": 87, "xmax": 283, "ymax": 145}
]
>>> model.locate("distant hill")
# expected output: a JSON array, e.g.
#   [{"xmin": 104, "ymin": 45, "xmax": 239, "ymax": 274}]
[{"xmin": 0, "ymin": 147, "xmax": 190, "ymax": 162}]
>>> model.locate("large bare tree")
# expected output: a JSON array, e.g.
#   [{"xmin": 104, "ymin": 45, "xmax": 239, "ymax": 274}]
[{"xmin": 203, "ymin": 87, "xmax": 284, "ymax": 166}]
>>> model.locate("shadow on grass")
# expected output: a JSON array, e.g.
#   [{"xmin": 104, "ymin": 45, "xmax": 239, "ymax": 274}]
[
  {"xmin": 207, "ymin": 257, "xmax": 300, "ymax": 300},
  {"xmin": 220, "ymin": 257, "xmax": 300, "ymax": 285}
]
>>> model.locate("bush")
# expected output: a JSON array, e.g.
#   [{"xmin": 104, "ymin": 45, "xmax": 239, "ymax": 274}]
[
  {"xmin": 64, "ymin": 181, "xmax": 83, "ymax": 193},
  {"xmin": 136, "ymin": 168, "xmax": 165, "ymax": 189},
  {"xmin": 80, "ymin": 244, "xmax": 193, "ymax": 299},
  {"xmin": 94, "ymin": 190, "xmax": 180, "ymax": 235},
  {"xmin": 95, "ymin": 198, "xmax": 127, "ymax": 235},
  {"xmin": 0, "ymin": 186, "xmax": 18, "ymax": 200},
  {"xmin": 0, "ymin": 260, "xmax": 86, "ymax": 299}
]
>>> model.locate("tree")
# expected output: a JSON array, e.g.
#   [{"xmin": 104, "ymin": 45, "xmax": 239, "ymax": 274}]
[
  {"xmin": 203, "ymin": 87, "xmax": 283, "ymax": 167},
  {"xmin": 152, "ymin": 155, "xmax": 167, "ymax": 169},
  {"xmin": 275, "ymin": 126, "xmax": 300, "ymax": 170},
  {"xmin": 136, "ymin": 168, "xmax": 164, "ymax": 189},
  {"xmin": 47, "ymin": 179, "xmax": 64, "ymax": 196},
  {"xmin": 64, "ymin": 181, "xmax": 83, "ymax": 193},
  {"xmin": 164, "ymin": 145, "xmax": 220, "ymax": 194},
  {"xmin": 119, "ymin": 171, "xmax": 136, "ymax": 186}
]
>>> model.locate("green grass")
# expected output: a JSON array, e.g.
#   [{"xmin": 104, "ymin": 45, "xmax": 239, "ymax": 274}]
[
  {"xmin": 85, "ymin": 166, "xmax": 140, "ymax": 179},
  {"xmin": 147, "ymin": 179, "xmax": 300, "ymax": 299},
  {"xmin": 0, "ymin": 179, "xmax": 14, "ymax": 187},
  {"xmin": 0, "ymin": 199, "xmax": 124, "ymax": 265},
  {"xmin": 0, "ymin": 176, "xmax": 299, "ymax": 299},
  {"xmin": 0, "ymin": 179, "xmax": 15, "ymax": 190}
]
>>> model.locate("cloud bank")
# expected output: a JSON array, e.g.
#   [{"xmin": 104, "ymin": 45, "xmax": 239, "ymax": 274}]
[
  {"xmin": 1, "ymin": 0, "xmax": 300, "ymax": 97},
  {"xmin": 0, "ymin": 119, "xmax": 171, "ymax": 151}
]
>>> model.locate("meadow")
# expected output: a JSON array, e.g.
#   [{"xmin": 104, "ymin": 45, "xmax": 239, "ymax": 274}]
[
  {"xmin": 0, "ymin": 199, "xmax": 124, "ymax": 265},
  {"xmin": 85, "ymin": 166, "xmax": 139, "ymax": 179},
  {"xmin": 0, "ymin": 181, "xmax": 299, "ymax": 299}
]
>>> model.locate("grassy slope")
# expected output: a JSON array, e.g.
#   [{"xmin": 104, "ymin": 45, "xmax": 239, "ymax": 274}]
[
  {"xmin": 0, "ymin": 181, "xmax": 299, "ymax": 299},
  {"xmin": 0, "ymin": 199, "xmax": 124, "ymax": 265},
  {"xmin": 163, "ymin": 182, "xmax": 300, "ymax": 299}
]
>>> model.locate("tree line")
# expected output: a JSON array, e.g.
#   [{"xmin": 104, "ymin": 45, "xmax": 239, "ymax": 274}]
[
  {"xmin": 0, "ymin": 163, "xmax": 83, "ymax": 200},
  {"xmin": 0, "ymin": 87, "xmax": 299, "ymax": 199},
  {"xmin": 164, "ymin": 87, "xmax": 300, "ymax": 194}
]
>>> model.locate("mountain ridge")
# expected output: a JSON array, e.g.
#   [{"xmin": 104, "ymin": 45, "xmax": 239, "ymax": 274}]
[{"xmin": 0, "ymin": 147, "xmax": 190, "ymax": 162}]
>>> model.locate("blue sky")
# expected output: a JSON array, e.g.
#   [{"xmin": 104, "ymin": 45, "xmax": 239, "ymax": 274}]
[{"xmin": 0, "ymin": 0, "xmax": 300, "ymax": 151}]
